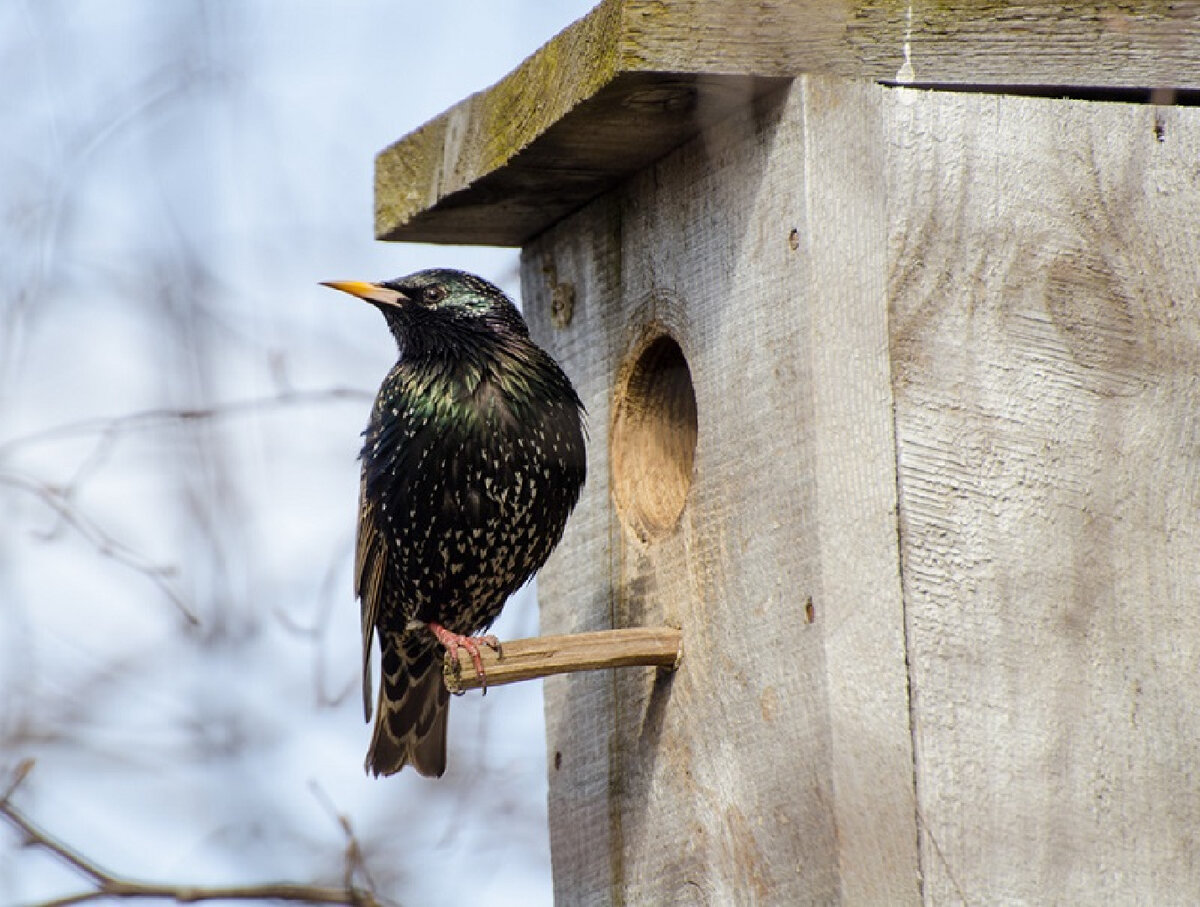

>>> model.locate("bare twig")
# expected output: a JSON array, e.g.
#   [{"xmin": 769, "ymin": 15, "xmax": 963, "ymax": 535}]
[
  {"xmin": 308, "ymin": 782, "xmax": 380, "ymax": 897},
  {"xmin": 1, "ymin": 760, "xmax": 35, "ymax": 804},
  {"xmin": 0, "ymin": 387, "xmax": 371, "ymax": 461},
  {"xmin": 0, "ymin": 471, "xmax": 198, "ymax": 625},
  {"xmin": 0, "ymin": 389, "xmax": 374, "ymax": 629},
  {"xmin": 0, "ymin": 772, "xmax": 383, "ymax": 907},
  {"xmin": 274, "ymin": 532, "xmax": 358, "ymax": 708},
  {"xmin": 443, "ymin": 627, "xmax": 683, "ymax": 693}
]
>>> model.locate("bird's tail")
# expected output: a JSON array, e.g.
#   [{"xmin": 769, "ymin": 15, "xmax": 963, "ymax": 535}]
[{"xmin": 367, "ymin": 630, "xmax": 449, "ymax": 777}]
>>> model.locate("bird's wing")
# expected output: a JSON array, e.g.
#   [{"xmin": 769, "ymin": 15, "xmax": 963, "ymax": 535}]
[{"xmin": 355, "ymin": 468, "xmax": 388, "ymax": 721}]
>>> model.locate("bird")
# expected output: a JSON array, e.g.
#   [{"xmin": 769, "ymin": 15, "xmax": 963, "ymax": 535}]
[{"xmin": 322, "ymin": 269, "xmax": 586, "ymax": 778}]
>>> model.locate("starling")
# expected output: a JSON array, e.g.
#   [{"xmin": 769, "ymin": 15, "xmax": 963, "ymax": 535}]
[{"xmin": 322, "ymin": 270, "xmax": 586, "ymax": 777}]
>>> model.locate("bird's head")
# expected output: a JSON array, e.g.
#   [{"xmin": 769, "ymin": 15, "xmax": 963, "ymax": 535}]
[{"xmin": 322, "ymin": 268, "xmax": 528, "ymax": 354}]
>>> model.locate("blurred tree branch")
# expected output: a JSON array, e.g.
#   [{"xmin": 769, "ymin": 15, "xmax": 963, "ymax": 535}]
[
  {"xmin": 0, "ymin": 471, "xmax": 198, "ymax": 625},
  {"xmin": 309, "ymin": 781, "xmax": 381, "ymax": 898},
  {"xmin": 0, "ymin": 763, "xmax": 385, "ymax": 907},
  {"xmin": 0, "ymin": 387, "xmax": 371, "ymax": 460},
  {"xmin": 0, "ymin": 387, "xmax": 373, "ymax": 628}
]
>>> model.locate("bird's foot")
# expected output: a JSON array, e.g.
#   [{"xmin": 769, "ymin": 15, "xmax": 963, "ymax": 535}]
[{"xmin": 429, "ymin": 623, "xmax": 503, "ymax": 694}]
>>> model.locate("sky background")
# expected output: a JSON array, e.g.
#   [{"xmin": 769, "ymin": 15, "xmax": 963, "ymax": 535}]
[{"xmin": 0, "ymin": 2, "xmax": 597, "ymax": 904}]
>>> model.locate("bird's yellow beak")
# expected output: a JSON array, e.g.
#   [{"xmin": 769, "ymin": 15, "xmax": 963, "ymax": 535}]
[
  {"xmin": 321, "ymin": 280, "xmax": 388, "ymax": 301},
  {"xmin": 321, "ymin": 280, "xmax": 409, "ymax": 307}
]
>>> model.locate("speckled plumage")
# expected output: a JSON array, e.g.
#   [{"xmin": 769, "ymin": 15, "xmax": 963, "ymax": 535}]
[{"xmin": 329, "ymin": 269, "xmax": 585, "ymax": 777}]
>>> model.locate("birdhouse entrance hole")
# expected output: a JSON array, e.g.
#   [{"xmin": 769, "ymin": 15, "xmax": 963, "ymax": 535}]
[{"xmin": 611, "ymin": 331, "xmax": 698, "ymax": 542}]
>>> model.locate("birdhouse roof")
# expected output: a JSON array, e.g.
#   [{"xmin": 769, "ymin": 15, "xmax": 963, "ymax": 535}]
[{"xmin": 375, "ymin": 0, "xmax": 1200, "ymax": 247}]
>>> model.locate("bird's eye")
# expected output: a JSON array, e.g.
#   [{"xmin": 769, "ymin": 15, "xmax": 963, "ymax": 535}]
[{"xmin": 422, "ymin": 285, "xmax": 447, "ymax": 304}]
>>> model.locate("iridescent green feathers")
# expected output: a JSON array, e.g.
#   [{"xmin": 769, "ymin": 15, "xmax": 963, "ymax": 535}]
[{"xmin": 332, "ymin": 269, "xmax": 586, "ymax": 777}]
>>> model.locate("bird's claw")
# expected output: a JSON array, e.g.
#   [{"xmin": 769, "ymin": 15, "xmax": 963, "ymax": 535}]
[{"xmin": 429, "ymin": 623, "xmax": 502, "ymax": 694}]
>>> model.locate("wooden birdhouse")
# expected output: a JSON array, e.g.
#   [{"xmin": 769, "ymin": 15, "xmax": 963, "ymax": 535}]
[{"xmin": 375, "ymin": 2, "xmax": 1200, "ymax": 902}]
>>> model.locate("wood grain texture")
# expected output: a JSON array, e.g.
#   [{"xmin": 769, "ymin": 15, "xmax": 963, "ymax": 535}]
[
  {"xmin": 376, "ymin": 69, "xmax": 788, "ymax": 245},
  {"xmin": 801, "ymin": 76, "xmax": 920, "ymax": 906},
  {"xmin": 378, "ymin": 0, "xmax": 1200, "ymax": 246},
  {"xmin": 441, "ymin": 628, "xmax": 682, "ymax": 692},
  {"xmin": 523, "ymin": 189, "xmax": 625, "ymax": 902},
  {"xmin": 887, "ymin": 88, "xmax": 1200, "ymax": 902},
  {"xmin": 521, "ymin": 77, "xmax": 919, "ymax": 905}
]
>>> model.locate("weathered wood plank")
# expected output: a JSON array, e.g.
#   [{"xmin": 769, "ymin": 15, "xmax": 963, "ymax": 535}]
[
  {"xmin": 377, "ymin": 69, "xmax": 788, "ymax": 246},
  {"xmin": 378, "ymin": 0, "xmax": 1200, "ymax": 246},
  {"xmin": 522, "ymin": 76, "xmax": 919, "ymax": 905},
  {"xmin": 801, "ymin": 75, "xmax": 920, "ymax": 906},
  {"xmin": 887, "ymin": 88, "xmax": 1200, "ymax": 903},
  {"xmin": 522, "ymin": 190, "xmax": 625, "ymax": 902}
]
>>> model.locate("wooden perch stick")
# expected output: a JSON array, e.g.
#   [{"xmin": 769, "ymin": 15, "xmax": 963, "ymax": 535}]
[{"xmin": 442, "ymin": 627, "xmax": 682, "ymax": 693}]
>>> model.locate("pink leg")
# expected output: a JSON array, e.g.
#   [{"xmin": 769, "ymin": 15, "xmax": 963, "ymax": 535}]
[{"xmin": 429, "ymin": 623, "xmax": 503, "ymax": 691}]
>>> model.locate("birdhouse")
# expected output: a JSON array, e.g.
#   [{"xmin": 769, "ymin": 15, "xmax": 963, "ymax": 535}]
[{"xmin": 374, "ymin": 2, "xmax": 1200, "ymax": 902}]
